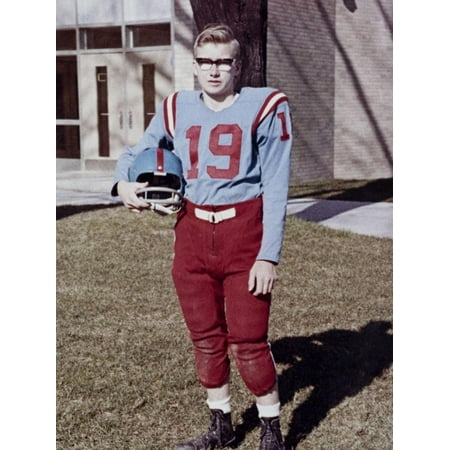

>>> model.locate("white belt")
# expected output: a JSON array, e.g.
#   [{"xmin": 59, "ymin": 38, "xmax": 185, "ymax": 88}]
[{"xmin": 194, "ymin": 207, "xmax": 236, "ymax": 224}]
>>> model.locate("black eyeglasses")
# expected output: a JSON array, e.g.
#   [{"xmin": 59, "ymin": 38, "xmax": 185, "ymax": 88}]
[{"xmin": 195, "ymin": 58, "xmax": 235, "ymax": 72}]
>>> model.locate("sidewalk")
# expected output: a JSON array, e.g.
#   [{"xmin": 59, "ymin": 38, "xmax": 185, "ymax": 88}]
[
  {"xmin": 287, "ymin": 198, "xmax": 392, "ymax": 238},
  {"xmin": 56, "ymin": 170, "xmax": 392, "ymax": 239},
  {"xmin": 56, "ymin": 170, "xmax": 120, "ymax": 207}
]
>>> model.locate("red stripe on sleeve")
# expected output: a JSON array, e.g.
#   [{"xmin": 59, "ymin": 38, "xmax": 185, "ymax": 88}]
[
  {"xmin": 163, "ymin": 92, "xmax": 178, "ymax": 139},
  {"xmin": 172, "ymin": 92, "xmax": 178, "ymax": 135},
  {"xmin": 163, "ymin": 97, "xmax": 171, "ymax": 137},
  {"xmin": 252, "ymin": 91, "xmax": 288, "ymax": 135}
]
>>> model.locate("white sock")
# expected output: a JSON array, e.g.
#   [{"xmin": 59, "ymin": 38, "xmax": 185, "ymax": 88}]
[
  {"xmin": 206, "ymin": 395, "xmax": 232, "ymax": 414},
  {"xmin": 256, "ymin": 402, "xmax": 280, "ymax": 418}
]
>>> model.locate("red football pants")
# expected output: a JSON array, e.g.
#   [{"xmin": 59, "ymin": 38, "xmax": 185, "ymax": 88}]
[{"xmin": 171, "ymin": 197, "xmax": 277, "ymax": 397}]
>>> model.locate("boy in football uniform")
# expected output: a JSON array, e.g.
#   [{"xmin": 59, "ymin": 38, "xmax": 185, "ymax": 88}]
[{"xmin": 112, "ymin": 24, "xmax": 292, "ymax": 450}]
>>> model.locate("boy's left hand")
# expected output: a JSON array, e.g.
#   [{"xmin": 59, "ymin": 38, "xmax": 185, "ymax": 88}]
[{"xmin": 248, "ymin": 260, "xmax": 277, "ymax": 296}]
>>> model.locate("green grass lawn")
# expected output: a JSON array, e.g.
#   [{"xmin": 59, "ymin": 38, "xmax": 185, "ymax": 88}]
[{"xmin": 56, "ymin": 206, "xmax": 392, "ymax": 449}]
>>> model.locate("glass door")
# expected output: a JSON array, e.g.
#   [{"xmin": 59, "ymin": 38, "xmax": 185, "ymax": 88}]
[
  {"xmin": 125, "ymin": 52, "xmax": 158, "ymax": 147},
  {"xmin": 78, "ymin": 51, "xmax": 172, "ymax": 163},
  {"xmin": 78, "ymin": 53, "xmax": 125, "ymax": 161}
]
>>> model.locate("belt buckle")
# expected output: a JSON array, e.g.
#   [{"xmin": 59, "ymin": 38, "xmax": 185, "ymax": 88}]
[{"xmin": 208, "ymin": 212, "xmax": 217, "ymax": 223}]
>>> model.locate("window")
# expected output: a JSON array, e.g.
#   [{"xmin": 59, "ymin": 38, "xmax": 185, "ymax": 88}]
[
  {"xmin": 127, "ymin": 23, "xmax": 171, "ymax": 48},
  {"xmin": 56, "ymin": 56, "xmax": 80, "ymax": 158},
  {"xmin": 57, "ymin": 126, "xmax": 80, "ymax": 158},
  {"xmin": 80, "ymin": 27, "xmax": 122, "ymax": 50},
  {"xmin": 56, "ymin": 56, "xmax": 79, "ymax": 120},
  {"xmin": 56, "ymin": 29, "xmax": 76, "ymax": 51}
]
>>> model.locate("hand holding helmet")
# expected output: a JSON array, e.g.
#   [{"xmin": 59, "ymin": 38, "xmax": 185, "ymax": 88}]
[
  {"xmin": 127, "ymin": 147, "xmax": 185, "ymax": 215},
  {"xmin": 117, "ymin": 180, "xmax": 151, "ymax": 213}
]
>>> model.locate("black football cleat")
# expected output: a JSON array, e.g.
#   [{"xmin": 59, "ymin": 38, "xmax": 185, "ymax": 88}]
[
  {"xmin": 175, "ymin": 409, "xmax": 235, "ymax": 449},
  {"xmin": 259, "ymin": 417, "xmax": 285, "ymax": 450}
]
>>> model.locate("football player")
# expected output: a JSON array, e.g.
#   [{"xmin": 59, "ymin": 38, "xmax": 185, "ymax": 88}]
[{"xmin": 111, "ymin": 23, "xmax": 292, "ymax": 450}]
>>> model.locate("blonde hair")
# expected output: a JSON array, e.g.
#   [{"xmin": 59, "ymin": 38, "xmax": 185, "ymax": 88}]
[{"xmin": 193, "ymin": 23, "xmax": 241, "ymax": 60}]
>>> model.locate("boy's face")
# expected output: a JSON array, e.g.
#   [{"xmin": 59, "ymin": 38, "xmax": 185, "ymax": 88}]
[{"xmin": 193, "ymin": 42, "xmax": 241, "ymax": 101}]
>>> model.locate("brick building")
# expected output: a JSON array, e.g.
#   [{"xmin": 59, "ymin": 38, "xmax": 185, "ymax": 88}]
[{"xmin": 56, "ymin": 0, "xmax": 392, "ymax": 182}]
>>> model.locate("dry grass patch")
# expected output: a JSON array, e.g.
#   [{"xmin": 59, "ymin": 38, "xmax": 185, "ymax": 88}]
[{"xmin": 57, "ymin": 207, "xmax": 392, "ymax": 449}]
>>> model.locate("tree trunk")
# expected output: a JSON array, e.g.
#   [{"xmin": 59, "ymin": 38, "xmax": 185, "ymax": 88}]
[{"xmin": 189, "ymin": 0, "xmax": 268, "ymax": 89}]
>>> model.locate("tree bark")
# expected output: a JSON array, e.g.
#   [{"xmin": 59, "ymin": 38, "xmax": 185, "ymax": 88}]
[{"xmin": 189, "ymin": 0, "xmax": 268, "ymax": 89}]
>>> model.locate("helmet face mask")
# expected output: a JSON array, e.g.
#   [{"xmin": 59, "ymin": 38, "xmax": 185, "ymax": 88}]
[{"xmin": 129, "ymin": 148, "xmax": 185, "ymax": 214}]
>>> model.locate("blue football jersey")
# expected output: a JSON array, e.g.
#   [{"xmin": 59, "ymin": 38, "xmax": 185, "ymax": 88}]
[{"xmin": 113, "ymin": 87, "xmax": 292, "ymax": 263}]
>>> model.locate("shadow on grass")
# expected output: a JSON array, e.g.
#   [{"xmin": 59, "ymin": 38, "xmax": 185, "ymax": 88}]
[
  {"xmin": 232, "ymin": 321, "xmax": 392, "ymax": 449},
  {"xmin": 315, "ymin": 178, "xmax": 392, "ymax": 203},
  {"xmin": 289, "ymin": 178, "xmax": 393, "ymax": 203},
  {"xmin": 56, "ymin": 203, "xmax": 121, "ymax": 220}
]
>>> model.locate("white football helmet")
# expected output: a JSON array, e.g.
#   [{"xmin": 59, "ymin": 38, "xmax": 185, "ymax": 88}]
[{"xmin": 129, "ymin": 147, "xmax": 185, "ymax": 215}]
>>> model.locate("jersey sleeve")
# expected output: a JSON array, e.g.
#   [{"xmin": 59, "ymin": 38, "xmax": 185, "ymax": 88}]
[
  {"xmin": 111, "ymin": 93, "xmax": 177, "ymax": 195},
  {"xmin": 254, "ymin": 93, "xmax": 292, "ymax": 263}
]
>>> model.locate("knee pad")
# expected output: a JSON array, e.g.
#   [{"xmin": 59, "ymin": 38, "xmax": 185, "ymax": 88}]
[
  {"xmin": 193, "ymin": 337, "xmax": 230, "ymax": 389},
  {"xmin": 229, "ymin": 342, "xmax": 277, "ymax": 396}
]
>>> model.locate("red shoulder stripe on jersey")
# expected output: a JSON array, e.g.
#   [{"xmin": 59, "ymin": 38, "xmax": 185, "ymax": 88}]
[
  {"xmin": 163, "ymin": 92, "xmax": 178, "ymax": 138},
  {"xmin": 252, "ymin": 91, "xmax": 289, "ymax": 134}
]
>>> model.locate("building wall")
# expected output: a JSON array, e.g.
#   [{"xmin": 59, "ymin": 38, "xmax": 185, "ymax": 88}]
[
  {"xmin": 56, "ymin": 0, "xmax": 393, "ymax": 181},
  {"xmin": 333, "ymin": 0, "xmax": 393, "ymax": 178},
  {"xmin": 56, "ymin": 0, "xmax": 174, "ymax": 171},
  {"xmin": 268, "ymin": 0, "xmax": 393, "ymax": 182},
  {"xmin": 267, "ymin": 0, "xmax": 336, "ymax": 182},
  {"xmin": 172, "ymin": 0, "xmax": 196, "ymax": 91}
]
